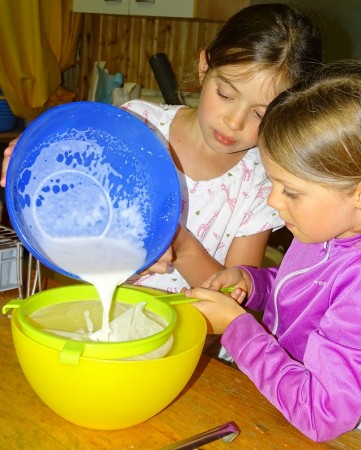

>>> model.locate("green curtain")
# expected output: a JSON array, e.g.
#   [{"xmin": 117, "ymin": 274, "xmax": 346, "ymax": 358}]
[{"xmin": 0, "ymin": 0, "xmax": 81, "ymax": 120}]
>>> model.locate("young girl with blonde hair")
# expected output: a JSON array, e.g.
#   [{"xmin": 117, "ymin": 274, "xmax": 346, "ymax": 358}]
[{"xmin": 185, "ymin": 60, "xmax": 361, "ymax": 442}]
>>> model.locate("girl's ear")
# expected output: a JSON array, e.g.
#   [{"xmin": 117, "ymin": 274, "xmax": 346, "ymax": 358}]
[
  {"xmin": 198, "ymin": 50, "xmax": 209, "ymax": 84},
  {"xmin": 354, "ymin": 182, "xmax": 361, "ymax": 209}
]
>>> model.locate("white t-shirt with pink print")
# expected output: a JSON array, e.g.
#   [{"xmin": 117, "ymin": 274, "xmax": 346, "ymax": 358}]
[{"xmin": 122, "ymin": 100, "xmax": 283, "ymax": 293}]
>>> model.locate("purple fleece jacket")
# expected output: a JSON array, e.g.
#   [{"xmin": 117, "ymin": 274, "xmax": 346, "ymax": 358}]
[{"xmin": 221, "ymin": 235, "xmax": 361, "ymax": 442}]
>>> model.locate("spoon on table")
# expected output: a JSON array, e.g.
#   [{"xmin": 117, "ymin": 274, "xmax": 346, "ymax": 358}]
[{"xmin": 159, "ymin": 421, "xmax": 240, "ymax": 449}]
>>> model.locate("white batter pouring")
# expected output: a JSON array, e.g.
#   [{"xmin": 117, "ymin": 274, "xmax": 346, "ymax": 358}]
[{"xmin": 41, "ymin": 236, "xmax": 147, "ymax": 341}]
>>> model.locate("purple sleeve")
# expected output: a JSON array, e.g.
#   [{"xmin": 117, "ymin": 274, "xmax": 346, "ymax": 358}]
[
  {"xmin": 238, "ymin": 265, "xmax": 278, "ymax": 311},
  {"xmin": 221, "ymin": 282, "xmax": 361, "ymax": 442}
]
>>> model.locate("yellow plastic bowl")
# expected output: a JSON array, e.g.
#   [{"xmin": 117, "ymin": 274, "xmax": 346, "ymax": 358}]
[{"xmin": 9, "ymin": 285, "xmax": 207, "ymax": 430}]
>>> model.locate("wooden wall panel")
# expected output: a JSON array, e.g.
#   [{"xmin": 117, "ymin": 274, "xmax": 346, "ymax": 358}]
[{"xmin": 76, "ymin": 14, "xmax": 223, "ymax": 100}]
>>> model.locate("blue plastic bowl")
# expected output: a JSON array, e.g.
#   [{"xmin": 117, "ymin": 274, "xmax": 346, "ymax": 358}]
[{"xmin": 5, "ymin": 102, "xmax": 181, "ymax": 279}]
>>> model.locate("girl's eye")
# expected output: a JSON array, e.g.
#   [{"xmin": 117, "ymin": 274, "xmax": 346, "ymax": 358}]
[
  {"xmin": 282, "ymin": 189, "xmax": 298, "ymax": 199},
  {"xmin": 253, "ymin": 110, "xmax": 263, "ymax": 120},
  {"xmin": 216, "ymin": 89, "xmax": 231, "ymax": 100}
]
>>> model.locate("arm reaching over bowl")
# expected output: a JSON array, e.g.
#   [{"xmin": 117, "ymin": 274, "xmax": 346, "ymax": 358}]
[
  {"xmin": 139, "ymin": 246, "xmax": 173, "ymax": 276},
  {"xmin": 126, "ymin": 246, "xmax": 174, "ymax": 283}
]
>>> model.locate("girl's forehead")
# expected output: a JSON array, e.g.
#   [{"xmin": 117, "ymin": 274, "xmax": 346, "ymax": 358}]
[
  {"xmin": 261, "ymin": 152, "xmax": 298, "ymax": 185},
  {"xmin": 216, "ymin": 64, "xmax": 287, "ymax": 98},
  {"xmin": 260, "ymin": 148, "xmax": 287, "ymax": 177}
]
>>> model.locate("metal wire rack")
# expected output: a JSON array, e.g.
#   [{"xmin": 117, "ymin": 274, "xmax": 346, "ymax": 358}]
[{"xmin": 0, "ymin": 225, "xmax": 41, "ymax": 298}]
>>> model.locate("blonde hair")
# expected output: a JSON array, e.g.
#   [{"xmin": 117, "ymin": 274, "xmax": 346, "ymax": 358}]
[{"xmin": 258, "ymin": 60, "xmax": 361, "ymax": 192}]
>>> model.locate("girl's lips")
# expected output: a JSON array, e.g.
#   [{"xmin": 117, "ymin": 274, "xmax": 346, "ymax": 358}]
[{"xmin": 214, "ymin": 130, "xmax": 236, "ymax": 146}]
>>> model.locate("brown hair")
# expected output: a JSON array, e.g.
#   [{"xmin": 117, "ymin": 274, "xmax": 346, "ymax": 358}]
[
  {"xmin": 202, "ymin": 3, "xmax": 322, "ymax": 90},
  {"xmin": 258, "ymin": 60, "xmax": 361, "ymax": 192}
]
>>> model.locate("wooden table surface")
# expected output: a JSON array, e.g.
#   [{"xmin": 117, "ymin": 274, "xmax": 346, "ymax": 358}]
[{"xmin": 1, "ymin": 287, "xmax": 360, "ymax": 450}]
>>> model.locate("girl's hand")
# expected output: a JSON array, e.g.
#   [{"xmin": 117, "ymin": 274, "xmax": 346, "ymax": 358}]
[
  {"xmin": 183, "ymin": 287, "xmax": 247, "ymax": 334},
  {"xmin": 142, "ymin": 246, "xmax": 173, "ymax": 275},
  {"xmin": 127, "ymin": 247, "xmax": 174, "ymax": 283},
  {"xmin": 201, "ymin": 267, "xmax": 253, "ymax": 300},
  {"xmin": 1, "ymin": 137, "xmax": 18, "ymax": 187}
]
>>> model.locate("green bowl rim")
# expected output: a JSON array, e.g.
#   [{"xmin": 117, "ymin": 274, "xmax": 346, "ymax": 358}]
[{"xmin": 13, "ymin": 285, "xmax": 177, "ymax": 360}]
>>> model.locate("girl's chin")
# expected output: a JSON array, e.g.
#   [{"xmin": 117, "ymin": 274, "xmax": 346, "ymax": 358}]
[{"xmin": 284, "ymin": 223, "xmax": 297, "ymax": 238}]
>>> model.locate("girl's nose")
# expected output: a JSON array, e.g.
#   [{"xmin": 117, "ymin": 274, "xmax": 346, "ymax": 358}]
[
  {"xmin": 224, "ymin": 108, "xmax": 247, "ymax": 131},
  {"xmin": 267, "ymin": 187, "xmax": 281, "ymax": 210}
]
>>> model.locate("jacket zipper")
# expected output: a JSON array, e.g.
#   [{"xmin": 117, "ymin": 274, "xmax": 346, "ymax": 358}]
[{"xmin": 271, "ymin": 241, "xmax": 331, "ymax": 336}]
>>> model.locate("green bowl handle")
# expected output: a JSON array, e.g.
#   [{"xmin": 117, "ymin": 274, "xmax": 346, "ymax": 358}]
[
  {"xmin": 2, "ymin": 299, "xmax": 23, "ymax": 315},
  {"xmin": 60, "ymin": 340, "xmax": 85, "ymax": 365}
]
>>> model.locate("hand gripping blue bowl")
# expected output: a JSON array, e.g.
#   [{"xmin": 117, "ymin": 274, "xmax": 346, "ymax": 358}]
[{"xmin": 5, "ymin": 102, "xmax": 181, "ymax": 279}]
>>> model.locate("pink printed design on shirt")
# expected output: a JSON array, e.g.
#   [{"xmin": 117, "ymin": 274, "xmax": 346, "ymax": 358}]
[
  {"xmin": 216, "ymin": 241, "xmax": 225, "ymax": 250},
  {"xmin": 213, "ymin": 231, "xmax": 225, "ymax": 250},
  {"xmin": 213, "ymin": 231, "xmax": 221, "ymax": 240},
  {"xmin": 260, "ymin": 222, "xmax": 273, "ymax": 232},
  {"xmin": 196, "ymin": 211, "xmax": 219, "ymax": 239},
  {"xmin": 241, "ymin": 161, "xmax": 253, "ymax": 182},
  {"xmin": 256, "ymin": 185, "xmax": 271, "ymax": 199},
  {"xmin": 133, "ymin": 274, "xmax": 153, "ymax": 285},
  {"xmin": 142, "ymin": 109, "xmax": 150, "ymax": 127},
  {"xmin": 212, "ymin": 232, "xmax": 224, "ymax": 251},
  {"xmin": 190, "ymin": 181, "xmax": 200, "ymax": 194},
  {"xmin": 240, "ymin": 211, "xmax": 254, "ymax": 226},
  {"xmin": 221, "ymin": 184, "xmax": 236, "ymax": 211},
  {"xmin": 141, "ymin": 109, "xmax": 158, "ymax": 133}
]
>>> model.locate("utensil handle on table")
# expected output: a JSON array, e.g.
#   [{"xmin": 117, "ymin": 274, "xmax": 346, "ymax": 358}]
[
  {"xmin": 159, "ymin": 421, "xmax": 240, "ymax": 449},
  {"xmin": 157, "ymin": 293, "xmax": 199, "ymax": 305}
]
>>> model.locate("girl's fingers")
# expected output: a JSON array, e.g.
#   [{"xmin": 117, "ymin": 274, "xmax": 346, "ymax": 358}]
[
  {"xmin": 1, "ymin": 138, "xmax": 18, "ymax": 187},
  {"xmin": 230, "ymin": 288, "xmax": 247, "ymax": 303},
  {"xmin": 184, "ymin": 287, "xmax": 226, "ymax": 302}
]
